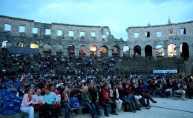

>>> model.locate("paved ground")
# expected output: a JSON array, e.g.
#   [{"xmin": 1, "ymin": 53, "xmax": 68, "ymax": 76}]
[
  {"xmin": 1, "ymin": 97, "xmax": 193, "ymax": 118},
  {"xmin": 68, "ymin": 97, "xmax": 193, "ymax": 118}
]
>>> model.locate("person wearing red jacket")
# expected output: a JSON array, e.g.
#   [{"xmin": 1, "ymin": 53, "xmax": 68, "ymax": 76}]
[
  {"xmin": 102, "ymin": 84, "xmax": 118, "ymax": 115},
  {"xmin": 124, "ymin": 84, "xmax": 141, "ymax": 112}
]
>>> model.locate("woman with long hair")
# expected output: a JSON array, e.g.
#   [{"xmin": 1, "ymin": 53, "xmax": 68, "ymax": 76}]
[
  {"xmin": 61, "ymin": 88, "xmax": 75, "ymax": 118},
  {"xmin": 20, "ymin": 88, "xmax": 34, "ymax": 118}
]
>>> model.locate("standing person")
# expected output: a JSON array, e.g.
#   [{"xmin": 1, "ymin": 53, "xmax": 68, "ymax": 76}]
[
  {"xmin": 20, "ymin": 88, "xmax": 34, "ymax": 118},
  {"xmin": 61, "ymin": 89, "xmax": 75, "ymax": 118},
  {"xmin": 33, "ymin": 89, "xmax": 50, "ymax": 118},
  {"xmin": 81, "ymin": 86, "xmax": 98, "ymax": 118},
  {"xmin": 44, "ymin": 87, "xmax": 60, "ymax": 118}
]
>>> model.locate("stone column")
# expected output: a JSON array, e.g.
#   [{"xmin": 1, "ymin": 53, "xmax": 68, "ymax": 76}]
[
  {"xmin": 75, "ymin": 48, "xmax": 79, "ymax": 57},
  {"xmin": 189, "ymin": 45, "xmax": 193, "ymax": 59},
  {"xmin": 119, "ymin": 49, "xmax": 123, "ymax": 57},
  {"xmin": 164, "ymin": 48, "xmax": 168, "ymax": 58},
  {"xmin": 97, "ymin": 49, "xmax": 100, "ymax": 57},
  {"xmin": 130, "ymin": 49, "xmax": 134, "ymax": 57},
  {"xmin": 108, "ymin": 49, "xmax": 112, "ymax": 57},
  {"xmin": 52, "ymin": 49, "xmax": 56, "ymax": 55},
  {"xmin": 63, "ymin": 48, "xmax": 68, "ymax": 56},
  {"xmin": 141, "ymin": 48, "xmax": 145, "ymax": 57},
  {"xmin": 86, "ymin": 48, "xmax": 90, "ymax": 56},
  {"xmin": 175, "ymin": 46, "xmax": 180, "ymax": 58},
  {"xmin": 39, "ymin": 47, "xmax": 43, "ymax": 54},
  {"xmin": 152, "ymin": 48, "xmax": 157, "ymax": 60}
]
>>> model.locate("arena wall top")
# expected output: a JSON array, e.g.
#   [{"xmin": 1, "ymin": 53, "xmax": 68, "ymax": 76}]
[{"xmin": 0, "ymin": 15, "xmax": 111, "ymax": 42}]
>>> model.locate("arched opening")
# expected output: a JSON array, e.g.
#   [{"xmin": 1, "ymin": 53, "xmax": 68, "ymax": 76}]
[
  {"xmin": 43, "ymin": 43, "xmax": 52, "ymax": 55},
  {"xmin": 79, "ymin": 45, "xmax": 86, "ymax": 56},
  {"xmin": 30, "ymin": 42, "xmax": 39, "ymax": 49},
  {"xmin": 56, "ymin": 44, "xmax": 63, "ymax": 55},
  {"xmin": 112, "ymin": 45, "xmax": 120, "ymax": 56},
  {"xmin": 168, "ymin": 44, "xmax": 176, "ymax": 58},
  {"xmin": 100, "ymin": 46, "xmax": 108, "ymax": 56},
  {"xmin": 180, "ymin": 42, "xmax": 189, "ymax": 60},
  {"xmin": 145, "ymin": 45, "xmax": 152, "ymax": 56},
  {"xmin": 68, "ymin": 44, "xmax": 75, "ymax": 55},
  {"xmin": 123, "ymin": 45, "xmax": 130, "ymax": 56},
  {"xmin": 17, "ymin": 41, "xmax": 26, "ymax": 48},
  {"xmin": 156, "ymin": 45, "xmax": 164, "ymax": 57},
  {"xmin": 1, "ymin": 40, "xmax": 12, "ymax": 51},
  {"xmin": 134, "ymin": 45, "xmax": 141, "ymax": 56},
  {"xmin": 90, "ymin": 45, "xmax": 97, "ymax": 55},
  {"xmin": 2, "ymin": 40, "xmax": 12, "ymax": 48}
]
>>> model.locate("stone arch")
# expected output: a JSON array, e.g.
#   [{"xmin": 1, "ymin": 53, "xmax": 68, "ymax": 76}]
[
  {"xmin": 100, "ymin": 45, "xmax": 108, "ymax": 56},
  {"xmin": 156, "ymin": 45, "xmax": 164, "ymax": 57},
  {"xmin": 112, "ymin": 45, "xmax": 120, "ymax": 56},
  {"xmin": 180, "ymin": 42, "xmax": 189, "ymax": 60},
  {"xmin": 90, "ymin": 45, "xmax": 97, "ymax": 55},
  {"xmin": 43, "ymin": 43, "xmax": 52, "ymax": 55},
  {"xmin": 168, "ymin": 44, "xmax": 176, "ymax": 58},
  {"xmin": 30, "ymin": 42, "xmax": 39, "ymax": 49},
  {"xmin": 56, "ymin": 44, "xmax": 63, "ymax": 55},
  {"xmin": 123, "ymin": 45, "xmax": 130, "ymax": 56},
  {"xmin": 145, "ymin": 45, "xmax": 152, "ymax": 56},
  {"xmin": 68, "ymin": 44, "xmax": 75, "ymax": 55},
  {"xmin": 79, "ymin": 45, "xmax": 86, "ymax": 56},
  {"xmin": 17, "ymin": 41, "xmax": 26, "ymax": 48},
  {"xmin": 1, "ymin": 40, "xmax": 12, "ymax": 49},
  {"xmin": 134, "ymin": 45, "xmax": 141, "ymax": 56}
]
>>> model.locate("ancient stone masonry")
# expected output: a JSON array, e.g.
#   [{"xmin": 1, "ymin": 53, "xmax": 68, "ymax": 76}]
[
  {"xmin": 1, "ymin": 15, "xmax": 193, "ymax": 74},
  {"xmin": 0, "ymin": 15, "xmax": 123, "ymax": 57},
  {"xmin": 0, "ymin": 15, "xmax": 193, "ymax": 60}
]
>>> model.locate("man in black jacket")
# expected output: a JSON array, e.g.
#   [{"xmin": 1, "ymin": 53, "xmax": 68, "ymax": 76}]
[{"xmin": 92, "ymin": 85, "xmax": 109, "ymax": 117}]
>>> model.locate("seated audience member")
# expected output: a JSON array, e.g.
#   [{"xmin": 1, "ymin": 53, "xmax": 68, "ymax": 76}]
[
  {"xmin": 44, "ymin": 87, "xmax": 60, "ymax": 118},
  {"xmin": 102, "ymin": 84, "xmax": 118, "ymax": 115},
  {"xmin": 70, "ymin": 85, "xmax": 81, "ymax": 102},
  {"xmin": 51, "ymin": 85, "xmax": 59, "ymax": 95},
  {"xmin": 93, "ymin": 85, "xmax": 109, "ymax": 117},
  {"xmin": 163, "ymin": 79, "xmax": 173, "ymax": 97},
  {"xmin": 132, "ymin": 83, "xmax": 150, "ymax": 109},
  {"xmin": 187, "ymin": 79, "xmax": 193, "ymax": 99},
  {"xmin": 138, "ymin": 83, "xmax": 157, "ymax": 106},
  {"xmin": 18, "ymin": 85, "xmax": 25, "ymax": 97},
  {"xmin": 110, "ymin": 84, "xmax": 123, "ymax": 111},
  {"xmin": 20, "ymin": 88, "xmax": 34, "ymax": 118},
  {"xmin": 124, "ymin": 84, "xmax": 140, "ymax": 112},
  {"xmin": 61, "ymin": 88, "xmax": 75, "ymax": 118},
  {"xmin": 88, "ymin": 83, "xmax": 95, "ymax": 99},
  {"xmin": 175, "ymin": 82, "xmax": 186, "ymax": 100},
  {"xmin": 33, "ymin": 89, "xmax": 50, "ymax": 118},
  {"xmin": 7, "ymin": 83, "xmax": 17, "ymax": 93},
  {"xmin": 0, "ymin": 82, "xmax": 6, "ymax": 89},
  {"xmin": 51, "ymin": 85, "xmax": 61, "ymax": 104},
  {"xmin": 81, "ymin": 86, "xmax": 98, "ymax": 118},
  {"xmin": 153, "ymin": 80, "xmax": 164, "ymax": 97}
]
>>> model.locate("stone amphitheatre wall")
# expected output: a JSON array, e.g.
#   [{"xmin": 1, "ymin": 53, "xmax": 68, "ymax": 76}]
[{"xmin": 0, "ymin": 15, "xmax": 193, "ymax": 58}]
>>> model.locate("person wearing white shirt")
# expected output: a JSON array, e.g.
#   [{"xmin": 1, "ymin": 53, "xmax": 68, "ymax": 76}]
[{"xmin": 33, "ymin": 89, "xmax": 50, "ymax": 118}]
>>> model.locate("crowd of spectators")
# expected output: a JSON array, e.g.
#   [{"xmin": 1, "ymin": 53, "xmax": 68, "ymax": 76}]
[{"xmin": 0, "ymin": 52, "xmax": 193, "ymax": 118}]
